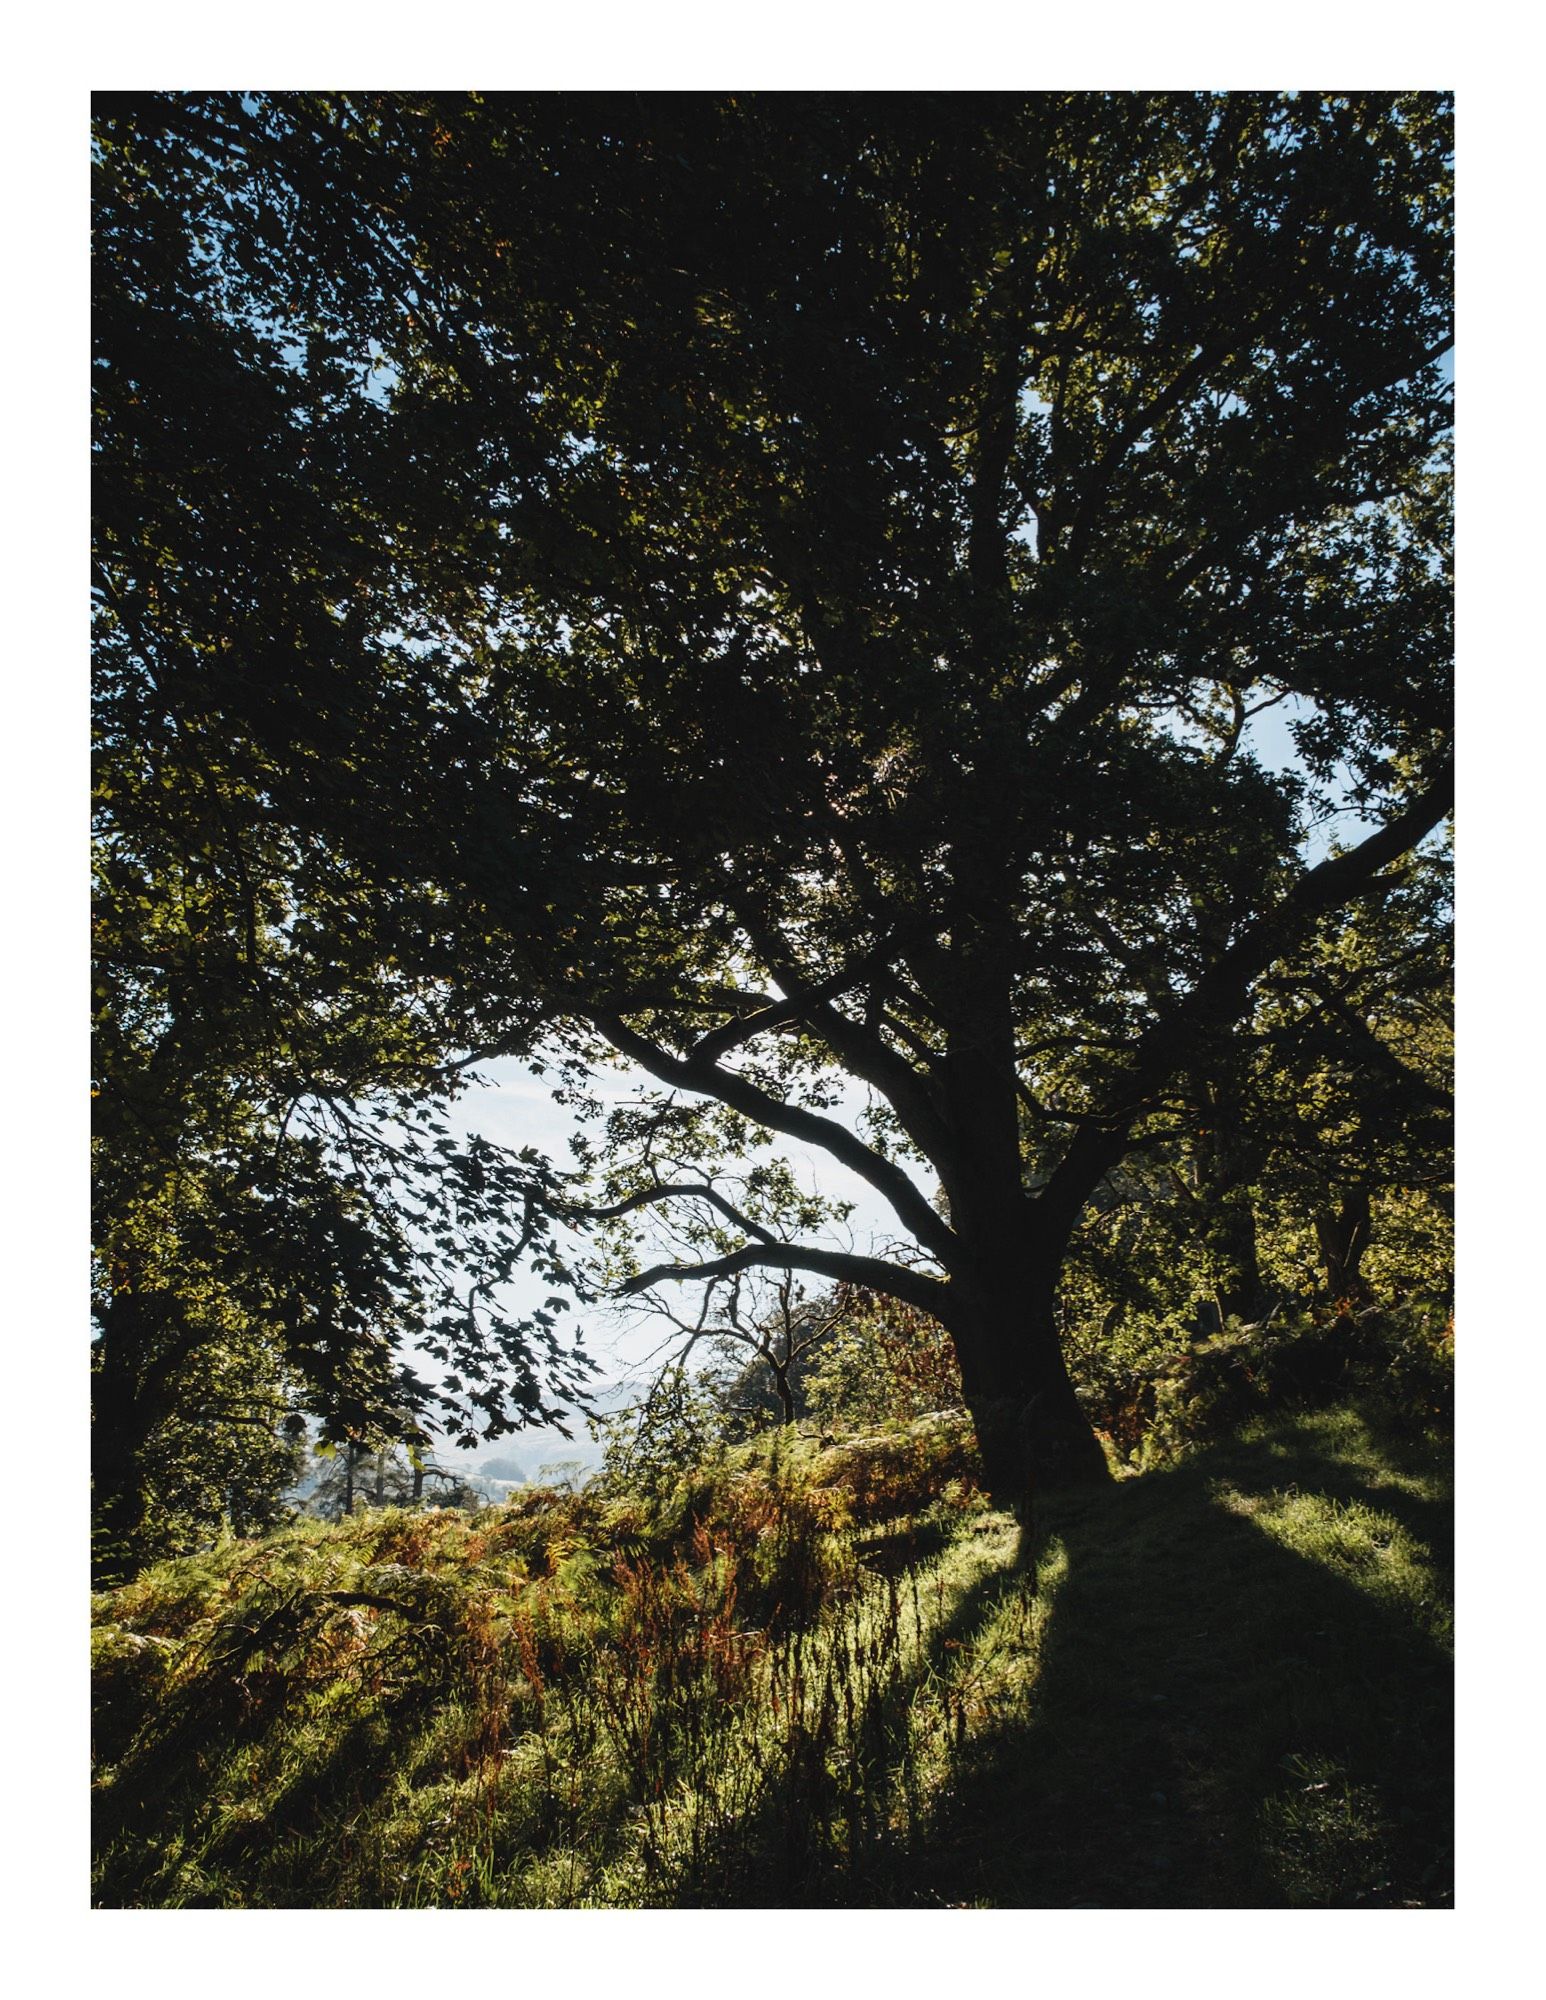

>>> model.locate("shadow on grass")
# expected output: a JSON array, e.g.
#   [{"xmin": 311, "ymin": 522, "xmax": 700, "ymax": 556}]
[
  {"xmin": 95, "ymin": 1701, "xmax": 410, "ymax": 1907},
  {"xmin": 92, "ymin": 1598, "xmax": 458, "ymax": 1909},
  {"xmin": 899, "ymin": 1408, "xmax": 1453, "ymax": 1908},
  {"xmin": 661, "ymin": 1405, "xmax": 1451, "ymax": 1909},
  {"xmin": 92, "ymin": 1406, "xmax": 1452, "ymax": 1909}
]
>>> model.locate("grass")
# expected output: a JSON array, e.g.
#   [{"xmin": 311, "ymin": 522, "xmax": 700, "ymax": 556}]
[
  {"xmin": 91, "ymin": 1401, "xmax": 1451, "ymax": 1908},
  {"xmin": 908, "ymin": 1405, "xmax": 1452, "ymax": 1907}
]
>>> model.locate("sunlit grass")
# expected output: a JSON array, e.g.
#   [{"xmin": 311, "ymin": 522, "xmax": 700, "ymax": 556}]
[{"xmin": 92, "ymin": 1401, "xmax": 1450, "ymax": 1908}]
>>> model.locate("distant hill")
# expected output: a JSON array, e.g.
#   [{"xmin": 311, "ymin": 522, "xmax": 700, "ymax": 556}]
[{"xmin": 474, "ymin": 1456, "xmax": 528, "ymax": 1484}]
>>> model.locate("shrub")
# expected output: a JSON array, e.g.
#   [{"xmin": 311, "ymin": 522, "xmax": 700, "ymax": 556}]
[
  {"xmin": 1146, "ymin": 1303, "xmax": 1453, "ymax": 1460},
  {"xmin": 808, "ymin": 1411, "xmax": 981, "ymax": 1527},
  {"xmin": 802, "ymin": 1290, "xmax": 964, "ymax": 1431}
]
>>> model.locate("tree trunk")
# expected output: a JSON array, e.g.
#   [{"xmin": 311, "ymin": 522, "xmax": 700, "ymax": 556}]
[
  {"xmin": 1316, "ymin": 1188, "xmax": 1374, "ymax": 1306},
  {"xmin": 1189, "ymin": 1072, "xmax": 1265, "ymax": 1331},
  {"xmin": 947, "ymin": 1259, "xmax": 1110, "ymax": 1507},
  {"xmin": 1207, "ymin": 1186, "xmax": 1265, "ymax": 1330},
  {"xmin": 934, "ymin": 964, "xmax": 1111, "ymax": 1506},
  {"xmin": 93, "ymin": 1376, "xmax": 148, "ymax": 1585},
  {"xmin": 92, "ymin": 1295, "xmax": 159, "ymax": 1584}
]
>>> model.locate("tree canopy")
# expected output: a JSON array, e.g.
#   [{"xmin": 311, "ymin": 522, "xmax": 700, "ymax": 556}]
[{"xmin": 92, "ymin": 91, "xmax": 1452, "ymax": 1517}]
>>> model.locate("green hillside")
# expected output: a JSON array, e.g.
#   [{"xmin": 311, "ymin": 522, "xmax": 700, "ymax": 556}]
[{"xmin": 92, "ymin": 1400, "xmax": 1450, "ymax": 1909}]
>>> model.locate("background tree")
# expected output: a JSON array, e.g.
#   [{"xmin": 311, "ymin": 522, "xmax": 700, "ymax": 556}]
[
  {"xmin": 1050, "ymin": 838, "xmax": 1451, "ymax": 1452},
  {"xmin": 1251, "ymin": 844, "xmax": 1452, "ymax": 1308},
  {"xmin": 478, "ymin": 1455, "xmax": 529, "ymax": 1485},
  {"xmin": 93, "ymin": 92, "xmax": 1452, "ymax": 1504},
  {"xmin": 301, "ymin": 1434, "xmax": 478, "ymax": 1519},
  {"xmin": 91, "ymin": 229, "xmax": 599, "ymax": 1577},
  {"xmin": 682, "ymin": 1274, "xmax": 847, "ymax": 1429}
]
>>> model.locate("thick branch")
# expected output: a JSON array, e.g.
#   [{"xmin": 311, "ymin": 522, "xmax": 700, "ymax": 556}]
[
  {"xmin": 593, "ymin": 1011, "xmax": 957, "ymax": 1263},
  {"xmin": 1291, "ymin": 985, "xmax": 1452, "ymax": 1115},
  {"xmin": 1034, "ymin": 761, "xmax": 1453, "ymax": 1237},
  {"xmin": 687, "ymin": 959, "xmax": 867, "ymax": 1067},
  {"xmin": 732, "ymin": 911, "xmax": 953, "ymax": 1163},
  {"xmin": 621, "ymin": 1241, "xmax": 951, "ymax": 1318},
  {"xmin": 561, "ymin": 1180, "xmax": 777, "ymax": 1244},
  {"xmin": 967, "ymin": 355, "xmax": 1020, "ymax": 604}
]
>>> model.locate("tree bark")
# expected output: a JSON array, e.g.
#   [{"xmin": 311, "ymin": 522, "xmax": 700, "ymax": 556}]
[
  {"xmin": 945, "ymin": 1253, "xmax": 1110, "ymax": 1506},
  {"xmin": 1316, "ymin": 1188, "xmax": 1374, "ymax": 1307},
  {"xmin": 1189, "ymin": 1071, "xmax": 1266, "ymax": 1330},
  {"xmin": 92, "ymin": 1294, "xmax": 159, "ymax": 1584},
  {"xmin": 934, "ymin": 955, "xmax": 1111, "ymax": 1503},
  {"xmin": 1205, "ymin": 1187, "xmax": 1265, "ymax": 1330}
]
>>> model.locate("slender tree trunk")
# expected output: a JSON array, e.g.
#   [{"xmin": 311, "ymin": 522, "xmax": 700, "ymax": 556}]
[
  {"xmin": 1209, "ymin": 1187, "xmax": 1265, "ymax": 1330},
  {"xmin": 1316, "ymin": 1188, "xmax": 1374, "ymax": 1307},
  {"xmin": 93, "ymin": 1360, "xmax": 147, "ymax": 1584},
  {"xmin": 1189, "ymin": 1072, "xmax": 1265, "ymax": 1330}
]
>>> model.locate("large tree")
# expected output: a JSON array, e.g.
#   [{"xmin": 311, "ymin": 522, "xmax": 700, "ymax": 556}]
[{"xmin": 92, "ymin": 92, "xmax": 1452, "ymax": 1501}]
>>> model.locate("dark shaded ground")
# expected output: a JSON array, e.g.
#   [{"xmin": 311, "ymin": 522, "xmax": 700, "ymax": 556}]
[{"xmin": 890, "ymin": 1408, "xmax": 1452, "ymax": 1907}]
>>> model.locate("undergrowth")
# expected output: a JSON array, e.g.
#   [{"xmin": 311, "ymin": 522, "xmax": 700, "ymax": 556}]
[{"xmin": 92, "ymin": 1402, "xmax": 1451, "ymax": 1908}]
